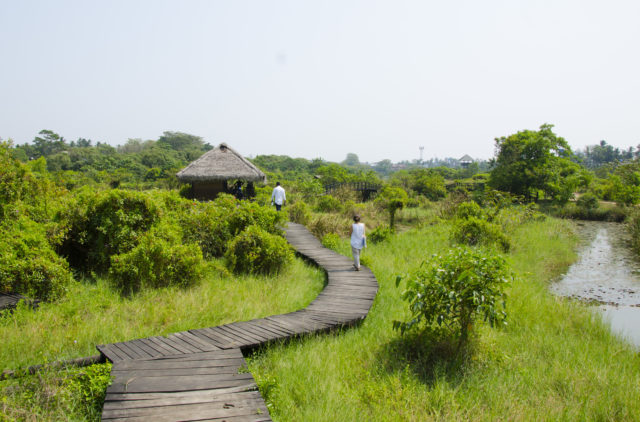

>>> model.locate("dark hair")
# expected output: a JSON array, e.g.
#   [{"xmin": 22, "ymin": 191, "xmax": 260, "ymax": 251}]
[
  {"xmin": 353, "ymin": 215, "xmax": 360, "ymax": 222},
  {"xmin": 276, "ymin": 182, "xmax": 281, "ymax": 186}
]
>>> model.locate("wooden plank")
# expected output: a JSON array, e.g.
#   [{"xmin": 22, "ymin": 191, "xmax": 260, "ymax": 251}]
[
  {"xmin": 104, "ymin": 385, "xmax": 258, "ymax": 401},
  {"xmin": 102, "ymin": 400, "xmax": 269, "ymax": 421},
  {"xmin": 225, "ymin": 321, "xmax": 275, "ymax": 343},
  {"xmin": 236, "ymin": 321, "xmax": 288, "ymax": 342},
  {"xmin": 111, "ymin": 342, "xmax": 146, "ymax": 360},
  {"xmin": 172, "ymin": 331, "xmax": 219, "ymax": 351},
  {"xmin": 129, "ymin": 339, "xmax": 164, "ymax": 358},
  {"xmin": 120, "ymin": 340, "xmax": 155, "ymax": 360},
  {"xmin": 198, "ymin": 327, "xmax": 241, "ymax": 348},
  {"xmin": 107, "ymin": 373, "xmax": 256, "ymax": 394},
  {"xmin": 141, "ymin": 337, "xmax": 182, "ymax": 356},
  {"xmin": 217, "ymin": 325, "xmax": 263, "ymax": 346},
  {"xmin": 158, "ymin": 335, "xmax": 198, "ymax": 354},
  {"xmin": 244, "ymin": 319, "xmax": 291, "ymax": 338},
  {"xmin": 110, "ymin": 357, "xmax": 246, "ymax": 372},
  {"xmin": 103, "ymin": 390, "xmax": 262, "ymax": 410},
  {"xmin": 189, "ymin": 329, "xmax": 235, "ymax": 349},
  {"xmin": 165, "ymin": 334, "xmax": 204, "ymax": 353},
  {"xmin": 97, "ymin": 344, "xmax": 127, "ymax": 362},
  {"xmin": 202, "ymin": 326, "xmax": 246, "ymax": 347}
]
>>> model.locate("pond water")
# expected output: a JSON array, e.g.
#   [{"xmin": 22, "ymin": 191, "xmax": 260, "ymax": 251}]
[{"xmin": 551, "ymin": 221, "xmax": 640, "ymax": 348}]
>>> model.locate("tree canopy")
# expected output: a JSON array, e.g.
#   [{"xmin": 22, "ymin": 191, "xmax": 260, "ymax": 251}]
[{"xmin": 488, "ymin": 124, "xmax": 581, "ymax": 203}]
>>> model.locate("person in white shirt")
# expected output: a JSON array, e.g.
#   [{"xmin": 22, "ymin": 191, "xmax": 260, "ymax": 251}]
[
  {"xmin": 349, "ymin": 214, "xmax": 366, "ymax": 271},
  {"xmin": 271, "ymin": 182, "xmax": 286, "ymax": 211}
]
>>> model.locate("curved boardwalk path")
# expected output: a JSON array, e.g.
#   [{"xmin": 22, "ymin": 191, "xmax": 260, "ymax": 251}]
[{"xmin": 98, "ymin": 223, "xmax": 378, "ymax": 421}]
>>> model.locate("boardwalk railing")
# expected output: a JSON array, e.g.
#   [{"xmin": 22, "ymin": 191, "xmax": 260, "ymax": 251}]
[{"xmin": 97, "ymin": 223, "xmax": 378, "ymax": 421}]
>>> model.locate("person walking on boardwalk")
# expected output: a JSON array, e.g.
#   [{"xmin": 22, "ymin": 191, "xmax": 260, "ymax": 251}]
[
  {"xmin": 350, "ymin": 214, "xmax": 366, "ymax": 271},
  {"xmin": 271, "ymin": 182, "xmax": 286, "ymax": 211}
]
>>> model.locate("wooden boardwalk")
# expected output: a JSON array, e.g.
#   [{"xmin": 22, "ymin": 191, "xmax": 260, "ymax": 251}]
[
  {"xmin": 98, "ymin": 223, "xmax": 378, "ymax": 421},
  {"xmin": 0, "ymin": 292, "xmax": 38, "ymax": 311}
]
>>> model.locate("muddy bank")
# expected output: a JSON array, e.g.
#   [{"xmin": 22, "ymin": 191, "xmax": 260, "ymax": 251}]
[{"xmin": 551, "ymin": 221, "xmax": 640, "ymax": 347}]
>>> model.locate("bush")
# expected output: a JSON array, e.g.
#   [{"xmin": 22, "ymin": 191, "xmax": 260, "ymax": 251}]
[
  {"xmin": 315, "ymin": 195, "xmax": 343, "ymax": 213},
  {"xmin": 0, "ymin": 217, "xmax": 73, "ymax": 301},
  {"xmin": 180, "ymin": 201, "xmax": 232, "ymax": 258},
  {"xmin": 451, "ymin": 216, "xmax": 511, "ymax": 252},
  {"xmin": 60, "ymin": 189, "xmax": 160, "ymax": 272},
  {"xmin": 393, "ymin": 246, "xmax": 512, "ymax": 344},
  {"xmin": 321, "ymin": 233, "xmax": 341, "ymax": 250},
  {"xmin": 455, "ymin": 201, "xmax": 484, "ymax": 220},
  {"xmin": 576, "ymin": 192, "xmax": 599, "ymax": 210},
  {"xmin": 225, "ymin": 225, "xmax": 294, "ymax": 275},
  {"xmin": 287, "ymin": 201, "xmax": 311, "ymax": 225},
  {"xmin": 368, "ymin": 224, "xmax": 392, "ymax": 244},
  {"xmin": 109, "ymin": 223, "xmax": 205, "ymax": 295}
]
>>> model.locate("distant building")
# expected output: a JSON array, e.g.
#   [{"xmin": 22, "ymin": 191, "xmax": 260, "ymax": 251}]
[
  {"xmin": 459, "ymin": 154, "xmax": 474, "ymax": 168},
  {"xmin": 176, "ymin": 143, "xmax": 267, "ymax": 200}
]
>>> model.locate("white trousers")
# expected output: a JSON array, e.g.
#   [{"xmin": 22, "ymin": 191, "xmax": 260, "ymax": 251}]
[{"xmin": 351, "ymin": 246, "xmax": 362, "ymax": 269}]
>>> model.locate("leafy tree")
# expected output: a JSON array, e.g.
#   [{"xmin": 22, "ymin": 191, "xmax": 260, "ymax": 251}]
[
  {"xmin": 394, "ymin": 246, "xmax": 512, "ymax": 347},
  {"xmin": 375, "ymin": 186, "xmax": 408, "ymax": 230},
  {"xmin": 342, "ymin": 153, "xmax": 360, "ymax": 167},
  {"xmin": 488, "ymin": 124, "xmax": 579, "ymax": 203}
]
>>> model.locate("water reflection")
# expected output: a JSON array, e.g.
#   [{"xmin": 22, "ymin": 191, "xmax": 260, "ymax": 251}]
[{"xmin": 552, "ymin": 222, "xmax": 640, "ymax": 348}]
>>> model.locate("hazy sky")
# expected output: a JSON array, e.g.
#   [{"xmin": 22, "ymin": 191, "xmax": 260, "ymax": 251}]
[{"xmin": 1, "ymin": 1, "xmax": 639, "ymax": 163}]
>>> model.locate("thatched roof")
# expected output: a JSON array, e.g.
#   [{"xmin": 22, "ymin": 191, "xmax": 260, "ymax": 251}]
[
  {"xmin": 176, "ymin": 143, "xmax": 267, "ymax": 183},
  {"xmin": 459, "ymin": 154, "xmax": 474, "ymax": 163}
]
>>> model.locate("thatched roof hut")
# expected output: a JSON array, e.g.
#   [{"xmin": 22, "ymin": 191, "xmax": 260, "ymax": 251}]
[
  {"xmin": 459, "ymin": 154, "xmax": 474, "ymax": 167},
  {"xmin": 176, "ymin": 143, "xmax": 266, "ymax": 199}
]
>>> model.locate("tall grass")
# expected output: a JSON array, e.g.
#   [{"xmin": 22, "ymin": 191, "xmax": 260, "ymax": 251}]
[
  {"xmin": 0, "ymin": 257, "xmax": 325, "ymax": 371},
  {"xmin": 247, "ymin": 218, "xmax": 640, "ymax": 421}
]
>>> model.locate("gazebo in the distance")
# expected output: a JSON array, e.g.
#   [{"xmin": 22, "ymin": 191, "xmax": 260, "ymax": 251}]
[
  {"xmin": 459, "ymin": 154, "xmax": 474, "ymax": 168},
  {"xmin": 176, "ymin": 143, "xmax": 267, "ymax": 200}
]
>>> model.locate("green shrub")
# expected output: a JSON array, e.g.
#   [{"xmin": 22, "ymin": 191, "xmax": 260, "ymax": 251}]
[
  {"xmin": 576, "ymin": 192, "xmax": 599, "ymax": 210},
  {"xmin": 287, "ymin": 201, "xmax": 312, "ymax": 225},
  {"xmin": 0, "ymin": 217, "xmax": 73, "ymax": 301},
  {"xmin": 368, "ymin": 224, "xmax": 392, "ymax": 244},
  {"xmin": 394, "ymin": 246, "xmax": 512, "ymax": 344},
  {"xmin": 109, "ymin": 223, "xmax": 204, "ymax": 295},
  {"xmin": 60, "ymin": 189, "xmax": 160, "ymax": 272},
  {"xmin": 321, "ymin": 233, "xmax": 341, "ymax": 250},
  {"xmin": 180, "ymin": 201, "xmax": 232, "ymax": 258},
  {"xmin": 455, "ymin": 201, "xmax": 484, "ymax": 220},
  {"xmin": 225, "ymin": 225, "xmax": 293, "ymax": 275},
  {"xmin": 315, "ymin": 195, "xmax": 343, "ymax": 213},
  {"xmin": 553, "ymin": 203, "xmax": 627, "ymax": 222},
  {"xmin": 451, "ymin": 216, "xmax": 511, "ymax": 252}
]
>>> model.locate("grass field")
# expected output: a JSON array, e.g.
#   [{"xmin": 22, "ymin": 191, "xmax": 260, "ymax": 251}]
[
  {"xmin": 246, "ymin": 218, "xmax": 640, "ymax": 421},
  {"xmin": 3, "ymin": 216, "xmax": 640, "ymax": 421}
]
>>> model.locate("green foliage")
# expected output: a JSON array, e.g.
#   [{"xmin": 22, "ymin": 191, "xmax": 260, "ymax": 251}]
[
  {"xmin": 225, "ymin": 225, "xmax": 293, "ymax": 275},
  {"xmin": 410, "ymin": 169, "xmax": 447, "ymax": 200},
  {"xmin": 455, "ymin": 201, "xmax": 484, "ymax": 220},
  {"xmin": 0, "ymin": 363, "xmax": 112, "ymax": 421},
  {"xmin": 109, "ymin": 223, "xmax": 205, "ymax": 295},
  {"xmin": 451, "ymin": 216, "xmax": 511, "ymax": 252},
  {"xmin": 375, "ymin": 186, "xmax": 409, "ymax": 230},
  {"xmin": 60, "ymin": 189, "xmax": 160, "ymax": 272},
  {"xmin": 394, "ymin": 246, "xmax": 511, "ymax": 344},
  {"xmin": 321, "ymin": 233, "xmax": 341, "ymax": 250},
  {"xmin": 576, "ymin": 193, "xmax": 599, "ymax": 210},
  {"xmin": 628, "ymin": 210, "xmax": 640, "ymax": 253},
  {"xmin": 368, "ymin": 224, "xmax": 392, "ymax": 244},
  {"xmin": 315, "ymin": 195, "xmax": 343, "ymax": 213},
  {"xmin": 65, "ymin": 363, "xmax": 113, "ymax": 415},
  {"xmin": 0, "ymin": 217, "xmax": 73, "ymax": 301},
  {"xmin": 287, "ymin": 201, "xmax": 312, "ymax": 225},
  {"xmin": 609, "ymin": 163, "xmax": 640, "ymax": 205},
  {"xmin": 488, "ymin": 124, "xmax": 580, "ymax": 203}
]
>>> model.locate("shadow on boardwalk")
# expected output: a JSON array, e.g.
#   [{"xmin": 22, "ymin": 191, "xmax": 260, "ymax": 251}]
[{"xmin": 98, "ymin": 222, "xmax": 379, "ymax": 421}]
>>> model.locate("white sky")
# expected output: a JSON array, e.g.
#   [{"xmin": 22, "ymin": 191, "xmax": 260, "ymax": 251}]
[{"xmin": 1, "ymin": 0, "xmax": 639, "ymax": 163}]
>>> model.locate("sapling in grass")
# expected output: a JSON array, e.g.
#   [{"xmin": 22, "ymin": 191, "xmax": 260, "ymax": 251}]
[{"xmin": 394, "ymin": 246, "xmax": 512, "ymax": 347}]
